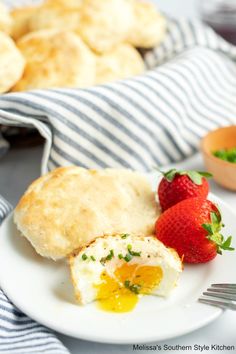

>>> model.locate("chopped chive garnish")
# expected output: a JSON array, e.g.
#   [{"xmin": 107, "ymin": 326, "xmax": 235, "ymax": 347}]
[
  {"xmin": 121, "ymin": 233, "xmax": 129, "ymax": 239},
  {"xmin": 82, "ymin": 254, "xmax": 88, "ymax": 261},
  {"xmin": 90, "ymin": 255, "xmax": 96, "ymax": 261},
  {"xmin": 131, "ymin": 250, "xmax": 141, "ymax": 257},
  {"xmin": 124, "ymin": 280, "xmax": 130, "ymax": 287},
  {"xmin": 118, "ymin": 254, "xmax": 123, "ymax": 259},
  {"xmin": 124, "ymin": 280, "xmax": 141, "ymax": 294},
  {"xmin": 124, "ymin": 253, "xmax": 132, "ymax": 262},
  {"xmin": 100, "ymin": 249, "xmax": 114, "ymax": 265},
  {"xmin": 127, "ymin": 245, "xmax": 141, "ymax": 257},
  {"xmin": 106, "ymin": 249, "xmax": 114, "ymax": 260},
  {"xmin": 130, "ymin": 284, "xmax": 141, "ymax": 294},
  {"xmin": 100, "ymin": 258, "xmax": 106, "ymax": 266}
]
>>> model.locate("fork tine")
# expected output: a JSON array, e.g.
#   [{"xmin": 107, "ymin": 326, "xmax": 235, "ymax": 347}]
[
  {"xmin": 207, "ymin": 287, "xmax": 236, "ymax": 295},
  {"xmin": 198, "ymin": 297, "xmax": 236, "ymax": 310},
  {"xmin": 203, "ymin": 291, "xmax": 236, "ymax": 301},
  {"xmin": 211, "ymin": 284, "xmax": 236, "ymax": 289}
]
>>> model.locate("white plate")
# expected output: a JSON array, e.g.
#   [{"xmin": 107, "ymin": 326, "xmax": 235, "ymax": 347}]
[{"xmin": 0, "ymin": 191, "xmax": 235, "ymax": 344}]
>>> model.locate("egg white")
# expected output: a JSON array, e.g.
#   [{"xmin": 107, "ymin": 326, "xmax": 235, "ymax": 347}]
[{"xmin": 69, "ymin": 234, "xmax": 182, "ymax": 305}]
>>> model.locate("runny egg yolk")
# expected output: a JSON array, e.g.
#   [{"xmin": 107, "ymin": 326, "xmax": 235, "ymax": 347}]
[{"xmin": 96, "ymin": 263, "xmax": 163, "ymax": 313}]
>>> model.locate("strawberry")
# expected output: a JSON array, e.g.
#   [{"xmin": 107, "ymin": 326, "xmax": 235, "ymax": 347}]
[
  {"xmin": 155, "ymin": 197, "xmax": 234, "ymax": 263},
  {"xmin": 158, "ymin": 169, "xmax": 212, "ymax": 211}
]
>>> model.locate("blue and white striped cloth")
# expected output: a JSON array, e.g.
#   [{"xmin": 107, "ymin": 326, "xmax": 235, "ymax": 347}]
[
  {"xmin": 0, "ymin": 10, "xmax": 236, "ymax": 354},
  {"xmin": 0, "ymin": 196, "xmax": 70, "ymax": 354}
]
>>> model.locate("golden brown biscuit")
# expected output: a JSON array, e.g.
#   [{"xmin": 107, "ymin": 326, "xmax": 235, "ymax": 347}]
[
  {"xmin": 14, "ymin": 167, "xmax": 160, "ymax": 260},
  {"xmin": 0, "ymin": 2, "xmax": 12, "ymax": 35},
  {"xmin": 44, "ymin": 0, "xmax": 83, "ymax": 8},
  {"xmin": 78, "ymin": 0, "xmax": 134, "ymax": 53},
  {"xmin": 95, "ymin": 43, "xmax": 145, "ymax": 85},
  {"xmin": 10, "ymin": 5, "xmax": 39, "ymax": 40},
  {"xmin": 0, "ymin": 31, "xmax": 25, "ymax": 93},
  {"xmin": 29, "ymin": 2, "xmax": 81, "ymax": 32},
  {"xmin": 127, "ymin": 0, "xmax": 166, "ymax": 48},
  {"xmin": 12, "ymin": 29, "xmax": 96, "ymax": 91}
]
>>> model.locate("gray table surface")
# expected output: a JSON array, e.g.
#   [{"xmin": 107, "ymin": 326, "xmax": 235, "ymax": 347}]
[{"xmin": 1, "ymin": 0, "xmax": 235, "ymax": 353}]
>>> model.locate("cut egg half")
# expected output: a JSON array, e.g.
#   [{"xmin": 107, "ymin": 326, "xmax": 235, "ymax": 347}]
[{"xmin": 69, "ymin": 234, "xmax": 182, "ymax": 313}]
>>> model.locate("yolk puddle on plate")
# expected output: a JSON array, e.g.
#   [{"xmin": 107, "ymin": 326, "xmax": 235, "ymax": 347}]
[{"xmin": 96, "ymin": 263, "xmax": 163, "ymax": 313}]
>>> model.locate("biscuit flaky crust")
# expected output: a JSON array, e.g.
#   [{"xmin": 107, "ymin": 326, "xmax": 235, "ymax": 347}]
[
  {"xmin": 95, "ymin": 43, "xmax": 145, "ymax": 85},
  {"xmin": 14, "ymin": 167, "xmax": 160, "ymax": 260},
  {"xmin": 28, "ymin": 2, "xmax": 81, "ymax": 33},
  {"xmin": 10, "ymin": 5, "xmax": 39, "ymax": 40},
  {"xmin": 128, "ymin": 0, "xmax": 166, "ymax": 48},
  {"xmin": 78, "ymin": 0, "xmax": 134, "ymax": 53},
  {"xmin": 12, "ymin": 29, "xmax": 96, "ymax": 91},
  {"xmin": 0, "ymin": 31, "xmax": 25, "ymax": 93},
  {"xmin": 0, "ymin": 2, "xmax": 12, "ymax": 35},
  {"xmin": 44, "ymin": 0, "xmax": 83, "ymax": 8}
]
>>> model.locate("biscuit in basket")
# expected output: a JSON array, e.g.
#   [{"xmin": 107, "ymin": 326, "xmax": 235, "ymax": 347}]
[
  {"xmin": 12, "ymin": 29, "xmax": 96, "ymax": 91},
  {"xmin": 95, "ymin": 43, "xmax": 145, "ymax": 85},
  {"xmin": 29, "ymin": 2, "xmax": 81, "ymax": 32},
  {"xmin": 44, "ymin": 0, "xmax": 83, "ymax": 8},
  {"xmin": 127, "ymin": 0, "xmax": 167, "ymax": 48},
  {"xmin": 10, "ymin": 5, "xmax": 39, "ymax": 40},
  {"xmin": 0, "ymin": 31, "xmax": 25, "ymax": 93},
  {"xmin": 0, "ymin": 2, "xmax": 12, "ymax": 34},
  {"xmin": 14, "ymin": 167, "xmax": 159, "ymax": 260},
  {"xmin": 78, "ymin": 0, "xmax": 134, "ymax": 53}
]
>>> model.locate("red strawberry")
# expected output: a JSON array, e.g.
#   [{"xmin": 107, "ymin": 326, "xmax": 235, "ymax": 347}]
[
  {"xmin": 158, "ymin": 169, "xmax": 212, "ymax": 211},
  {"xmin": 155, "ymin": 197, "xmax": 234, "ymax": 263}
]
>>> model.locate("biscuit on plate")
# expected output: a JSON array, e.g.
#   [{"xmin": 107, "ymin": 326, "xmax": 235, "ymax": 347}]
[
  {"xmin": 95, "ymin": 43, "xmax": 145, "ymax": 85},
  {"xmin": 14, "ymin": 167, "xmax": 160, "ymax": 260},
  {"xmin": 0, "ymin": 31, "xmax": 25, "ymax": 93},
  {"xmin": 29, "ymin": 2, "xmax": 81, "ymax": 32},
  {"xmin": 10, "ymin": 5, "xmax": 39, "ymax": 40},
  {"xmin": 127, "ymin": 0, "xmax": 166, "ymax": 48},
  {"xmin": 78, "ymin": 0, "xmax": 134, "ymax": 53},
  {"xmin": 0, "ymin": 2, "xmax": 12, "ymax": 35},
  {"xmin": 12, "ymin": 29, "xmax": 96, "ymax": 91}
]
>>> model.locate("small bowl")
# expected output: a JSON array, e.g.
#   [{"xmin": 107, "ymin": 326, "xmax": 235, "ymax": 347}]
[{"xmin": 201, "ymin": 126, "xmax": 236, "ymax": 191}]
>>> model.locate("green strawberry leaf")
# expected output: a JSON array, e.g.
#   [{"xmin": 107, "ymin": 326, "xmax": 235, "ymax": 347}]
[
  {"xmin": 202, "ymin": 211, "xmax": 235, "ymax": 254},
  {"xmin": 182, "ymin": 170, "xmax": 212, "ymax": 185},
  {"xmin": 210, "ymin": 211, "xmax": 221, "ymax": 225},
  {"xmin": 163, "ymin": 169, "xmax": 178, "ymax": 182},
  {"xmin": 196, "ymin": 171, "xmax": 213, "ymax": 178},
  {"xmin": 156, "ymin": 168, "xmax": 212, "ymax": 185},
  {"xmin": 152, "ymin": 167, "xmax": 178, "ymax": 182},
  {"xmin": 184, "ymin": 171, "xmax": 203, "ymax": 185},
  {"xmin": 221, "ymin": 236, "xmax": 235, "ymax": 251},
  {"xmin": 202, "ymin": 223, "xmax": 213, "ymax": 235}
]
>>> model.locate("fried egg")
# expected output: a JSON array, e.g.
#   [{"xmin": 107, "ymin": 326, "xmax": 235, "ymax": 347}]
[{"xmin": 69, "ymin": 234, "xmax": 182, "ymax": 313}]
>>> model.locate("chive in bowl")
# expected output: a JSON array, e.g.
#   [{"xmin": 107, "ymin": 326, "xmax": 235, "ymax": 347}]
[{"xmin": 201, "ymin": 126, "xmax": 236, "ymax": 191}]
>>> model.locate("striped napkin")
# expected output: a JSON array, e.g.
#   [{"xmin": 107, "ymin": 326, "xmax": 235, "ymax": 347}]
[
  {"xmin": 0, "ymin": 196, "xmax": 70, "ymax": 354},
  {"xmin": 0, "ymin": 11, "xmax": 236, "ymax": 354}
]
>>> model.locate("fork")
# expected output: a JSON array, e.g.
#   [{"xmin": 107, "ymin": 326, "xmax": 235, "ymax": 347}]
[{"xmin": 199, "ymin": 284, "xmax": 236, "ymax": 310}]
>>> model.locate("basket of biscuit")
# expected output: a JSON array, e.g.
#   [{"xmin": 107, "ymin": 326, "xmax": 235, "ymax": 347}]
[
  {"xmin": 0, "ymin": 0, "xmax": 167, "ymax": 147},
  {"xmin": 0, "ymin": 0, "xmax": 166, "ymax": 92}
]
